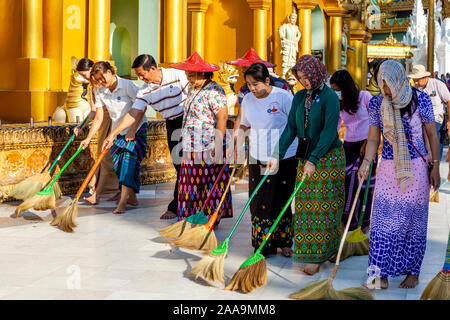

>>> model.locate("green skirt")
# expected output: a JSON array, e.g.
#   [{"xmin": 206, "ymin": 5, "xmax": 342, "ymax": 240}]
[{"xmin": 293, "ymin": 146, "xmax": 346, "ymax": 263}]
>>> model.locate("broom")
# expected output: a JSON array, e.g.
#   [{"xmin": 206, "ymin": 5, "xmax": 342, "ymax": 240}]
[
  {"xmin": 289, "ymin": 169, "xmax": 374, "ymax": 300},
  {"xmin": 170, "ymin": 166, "xmax": 236, "ymax": 251},
  {"xmin": 15, "ymin": 146, "xmax": 84, "ymax": 216},
  {"xmin": 189, "ymin": 171, "xmax": 270, "ymax": 284},
  {"xmin": 224, "ymin": 174, "xmax": 307, "ymax": 293},
  {"xmin": 420, "ymin": 232, "xmax": 450, "ymax": 300},
  {"xmin": 50, "ymin": 148, "xmax": 109, "ymax": 233},
  {"xmin": 158, "ymin": 163, "xmax": 229, "ymax": 238},
  {"xmin": 429, "ymin": 180, "xmax": 448, "ymax": 203},
  {"xmin": 332, "ymin": 161, "xmax": 374, "ymax": 262},
  {"xmin": 10, "ymin": 116, "xmax": 89, "ymax": 201}
]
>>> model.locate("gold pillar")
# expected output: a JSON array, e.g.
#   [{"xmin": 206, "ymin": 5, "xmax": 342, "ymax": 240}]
[
  {"xmin": 361, "ymin": 32, "xmax": 371, "ymax": 90},
  {"xmin": 88, "ymin": 0, "xmax": 110, "ymax": 61},
  {"xmin": 347, "ymin": 28, "xmax": 365, "ymax": 89},
  {"xmin": 427, "ymin": 0, "xmax": 434, "ymax": 72},
  {"xmin": 247, "ymin": 0, "xmax": 272, "ymax": 60},
  {"xmin": 22, "ymin": 0, "xmax": 44, "ymax": 58},
  {"xmin": 294, "ymin": 0, "xmax": 317, "ymax": 57},
  {"xmin": 164, "ymin": 0, "xmax": 184, "ymax": 63},
  {"xmin": 187, "ymin": 0, "xmax": 212, "ymax": 57},
  {"xmin": 324, "ymin": 7, "xmax": 347, "ymax": 74}
]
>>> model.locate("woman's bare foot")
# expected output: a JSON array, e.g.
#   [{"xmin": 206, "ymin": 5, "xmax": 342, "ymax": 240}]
[
  {"xmin": 113, "ymin": 200, "xmax": 126, "ymax": 214},
  {"xmin": 107, "ymin": 191, "xmax": 121, "ymax": 202},
  {"xmin": 281, "ymin": 247, "xmax": 293, "ymax": 257},
  {"xmin": 160, "ymin": 210, "xmax": 177, "ymax": 219},
  {"xmin": 82, "ymin": 194, "xmax": 98, "ymax": 205},
  {"xmin": 300, "ymin": 263, "xmax": 321, "ymax": 275},
  {"xmin": 363, "ymin": 277, "xmax": 388, "ymax": 289},
  {"xmin": 399, "ymin": 275, "xmax": 419, "ymax": 288}
]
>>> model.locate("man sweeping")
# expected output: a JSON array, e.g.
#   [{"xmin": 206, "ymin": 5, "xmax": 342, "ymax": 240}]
[{"xmin": 131, "ymin": 54, "xmax": 189, "ymax": 220}]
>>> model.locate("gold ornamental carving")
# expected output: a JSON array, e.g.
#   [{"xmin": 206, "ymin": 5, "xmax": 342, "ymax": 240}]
[{"xmin": 0, "ymin": 120, "xmax": 176, "ymax": 203}]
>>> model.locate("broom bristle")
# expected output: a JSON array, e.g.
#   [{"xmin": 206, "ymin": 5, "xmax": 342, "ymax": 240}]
[
  {"xmin": 170, "ymin": 226, "xmax": 218, "ymax": 251},
  {"xmin": 189, "ymin": 253, "xmax": 226, "ymax": 284},
  {"xmin": 224, "ymin": 258, "xmax": 267, "ymax": 293},
  {"xmin": 52, "ymin": 182, "xmax": 62, "ymax": 200},
  {"xmin": 50, "ymin": 200, "xmax": 78, "ymax": 233},
  {"xmin": 10, "ymin": 172, "xmax": 51, "ymax": 201},
  {"xmin": 289, "ymin": 279, "xmax": 331, "ymax": 300},
  {"xmin": 429, "ymin": 189, "xmax": 439, "ymax": 203},
  {"xmin": 330, "ymin": 238, "xmax": 370, "ymax": 262},
  {"xmin": 420, "ymin": 271, "xmax": 450, "ymax": 300},
  {"xmin": 15, "ymin": 194, "xmax": 56, "ymax": 216},
  {"xmin": 158, "ymin": 220, "xmax": 196, "ymax": 238},
  {"xmin": 326, "ymin": 286, "xmax": 375, "ymax": 300}
]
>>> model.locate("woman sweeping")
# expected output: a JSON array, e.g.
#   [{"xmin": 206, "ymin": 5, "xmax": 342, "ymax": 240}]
[
  {"xmin": 73, "ymin": 58, "xmax": 119, "ymax": 205},
  {"xmin": 266, "ymin": 55, "xmax": 345, "ymax": 275},
  {"xmin": 358, "ymin": 60, "xmax": 440, "ymax": 289},
  {"xmin": 80, "ymin": 61, "xmax": 147, "ymax": 214},
  {"xmin": 171, "ymin": 52, "xmax": 233, "ymax": 225},
  {"xmin": 330, "ymin": 69, "xmax": 376, "ymax": 233},
  {"xmin": 237, "ymin": 62, "xmax": 297, "ymax": 257}
]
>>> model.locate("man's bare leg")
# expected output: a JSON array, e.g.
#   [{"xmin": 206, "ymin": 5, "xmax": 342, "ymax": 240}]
[{"xmin": 113, "ymin": 186, "xmax": 130, "ymax": 214}]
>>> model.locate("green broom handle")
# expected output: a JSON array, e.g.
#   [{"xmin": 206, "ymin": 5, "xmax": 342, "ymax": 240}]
[
  {"xmin": 356, "ymin": 160, "xmax": 374, "ymax": 228},
  {"xmin": 47, "ymin": 146, "xmax": 84, "ymax": 189},
  {"xmin": 48, "ymin": 115, "xmax": 89, "ymax": 174},
  {"xmin": 226, "ymin": 172, "xmax": 270, "ymax": 240},
  {"xmin": 255, "ymin": 175, "xmax": 307, "ymax": 254}
]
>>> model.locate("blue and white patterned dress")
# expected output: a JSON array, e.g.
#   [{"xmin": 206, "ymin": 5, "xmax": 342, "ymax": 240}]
[{"xmin": 367, "ymin": 91, "xmax": 434, "ymax": 278}]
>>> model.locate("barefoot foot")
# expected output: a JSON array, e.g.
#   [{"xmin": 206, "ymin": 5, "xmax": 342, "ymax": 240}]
[
  {"xmin": 113, "ymin": 201, "xmax": 126, "ymax": 214},
  {"xmin": 399, "ymin": 275, "xmax": 419, "ymax": 289},
  {"xmin": 281, "ymin": 247, "xmax": 293, "ymax": 257},
  {"xmin": 363, "ymin": 277, "xmax": 388, "ymax": 290},
  {"xmin": 160, "ymin": 210, "xmax": 177, "ymax": 219},
  {"xmin": 82, "ymin": 194, "xmax": 98, "ymax": 205},
  {"xmin": 300, "ymin": 263, "xmax": 320, "ymax": 275}
]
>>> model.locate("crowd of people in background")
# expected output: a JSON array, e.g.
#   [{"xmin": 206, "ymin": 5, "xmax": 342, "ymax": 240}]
[{"xmin": 74, "ymin": 49, "xmax": 450, "ymax": 291}]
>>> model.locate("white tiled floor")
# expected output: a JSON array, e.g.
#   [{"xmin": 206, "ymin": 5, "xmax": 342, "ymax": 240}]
[{"xmin": 0, "ymin": 161, "xmax": 448, "ymax": 300}]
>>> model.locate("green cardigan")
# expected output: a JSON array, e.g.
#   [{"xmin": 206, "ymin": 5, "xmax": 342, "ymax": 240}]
[{"xmin": 274, "ymin": 85, "xmax": 342, "ymax": 165}]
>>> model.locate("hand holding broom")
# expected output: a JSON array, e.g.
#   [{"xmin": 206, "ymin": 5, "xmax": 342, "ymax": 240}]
[
  {"xmin": 15, "ymin": 146, "xmax": 85, "ymax": 216},
  {"xmin": 170, "ymin": 166, "xmax": 236, "ymax": 252},
  {"xmin": 11, "ymin": 116, "xmax": 90, "ymax": 201},
  {"xmin": 50, "ymin": 147, "xmax": 110, "ymax": 233}
]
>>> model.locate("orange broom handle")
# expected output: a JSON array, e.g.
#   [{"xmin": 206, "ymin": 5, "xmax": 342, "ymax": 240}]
[
  {"xmin": 75, "ymin": 148, "xmax": 109, "ymax": 200},
  {"xmin": 205, "ymin": 167, "xmax": 236, "ymax": 231}
]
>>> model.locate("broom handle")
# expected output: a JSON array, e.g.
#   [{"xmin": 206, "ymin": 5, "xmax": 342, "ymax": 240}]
[
  {"xmin": 201, "ymin": 163, "xmax": 228, "ymax": 211},
  {"xmin": 205, "ymin": 167, "xmax": 236, "ymax": 231},
  {"xmin": 48, "ymin": 115, "xmax": 90, "ymax": 174},
  {"xmin": 47, "ymin": 146, "xmax": 84, "ymax": 189},
  {"xmin": 75, "ymin": 148, "xmax": 109, "ymax": 200},
  {"xmin": 356, "ymin": 161, "xmax": 374, "ymax": 229},
  {"xmin": 331, "ymin": 166, "xmax": 371, "ymax": 278},
  {"xmin": 226, "ymin": 172, "xmax": 270, "ymax": 240},
  {"xmin": 255, "ymin": 175, "xmax": 307, "ymax": 255}
]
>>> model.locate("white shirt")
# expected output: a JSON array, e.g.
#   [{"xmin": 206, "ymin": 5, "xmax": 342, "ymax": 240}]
[
  {"xmin": 416, "ymin": 78, "xmax": 450, "ymax": 124},
  {"xmin": 95, "ymin": 76, "xmax": 146, "ymax": 135},
  {"xmin": 132, "ymin": 67, "xmax": 189, "ymax": 120},
  {"xmin": 241, "ymin": 86, "xmax": 298, "ymax": 162}
]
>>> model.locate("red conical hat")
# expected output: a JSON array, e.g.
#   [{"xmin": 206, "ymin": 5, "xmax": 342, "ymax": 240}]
[
  {"xmin": 227, "ymin": 48, "xmax": 276, "ymax": 68},
  {"xmin": 170, "ymin": 52, "xmax": 220, "ymax": 72}
]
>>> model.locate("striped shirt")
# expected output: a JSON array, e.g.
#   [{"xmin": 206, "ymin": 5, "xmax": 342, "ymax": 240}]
[{"xmin": 132, "ymin": 67, "xmax": 189, "ymax": 120}]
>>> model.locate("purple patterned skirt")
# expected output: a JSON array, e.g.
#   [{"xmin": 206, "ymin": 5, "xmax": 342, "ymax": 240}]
[
  {"xmin": 368, "ymin": 158, "xmax": 429, "ymax": 278},
  {"xmin": 177, "ymin": 151, "xmax": 233, "ymax": 225}
]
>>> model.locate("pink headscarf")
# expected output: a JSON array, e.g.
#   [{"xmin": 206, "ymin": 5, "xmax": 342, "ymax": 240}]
[{"xmin": 291, "ymin": 55, "xmax": 329, "ymax": 90}]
